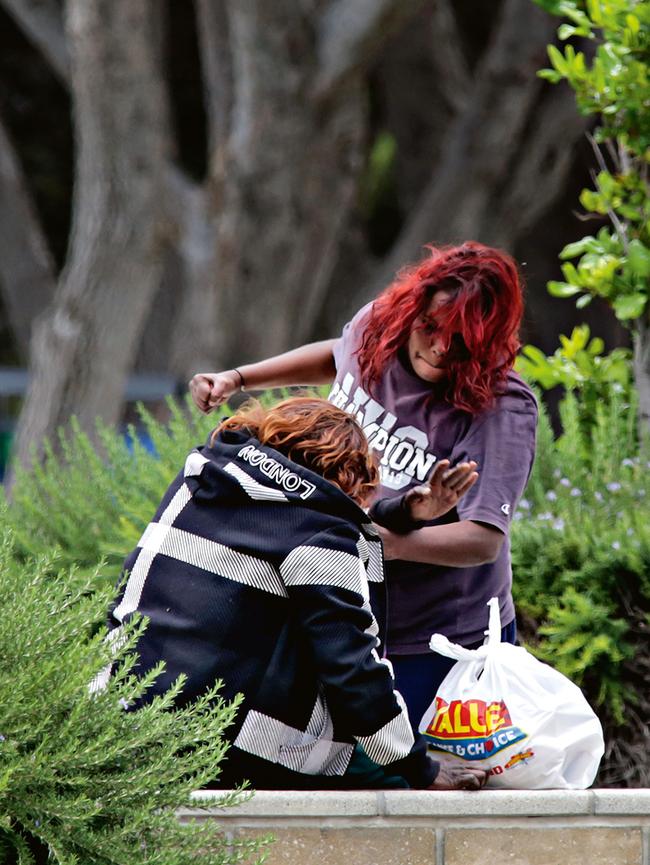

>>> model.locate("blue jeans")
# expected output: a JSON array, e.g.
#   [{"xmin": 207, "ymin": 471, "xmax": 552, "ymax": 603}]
[{"xmin": 389, "ymin": 619, "xmax": 517, "ymax": 733}]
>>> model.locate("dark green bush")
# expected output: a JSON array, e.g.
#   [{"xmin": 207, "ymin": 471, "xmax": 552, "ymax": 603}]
[{"xmin": 511, "ymin": 387, "xmax": 650, "ymax": 785}]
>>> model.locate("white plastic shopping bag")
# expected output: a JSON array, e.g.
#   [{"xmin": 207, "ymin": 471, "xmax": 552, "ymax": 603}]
[{"xmin": 418, "ymin": 598, "xmax": 605, "ymax": 789}]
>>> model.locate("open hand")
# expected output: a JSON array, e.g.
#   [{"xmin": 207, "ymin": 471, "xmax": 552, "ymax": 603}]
[
  {"xmin": 188, "ymin": 371, "xmax": 242, "ymax": 413},
  {"xmin": 404, "ymin": 459, "xmax": 478, "ymax": 522}
]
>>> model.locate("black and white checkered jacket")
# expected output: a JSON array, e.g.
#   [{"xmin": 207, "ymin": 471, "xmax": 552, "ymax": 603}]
[{"xmin": 107, "ymin": 427, "xmax": 436, "ymax": 789}]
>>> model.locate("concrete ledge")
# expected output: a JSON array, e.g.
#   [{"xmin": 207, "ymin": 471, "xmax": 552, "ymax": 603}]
[
  {"xmin": 187, "ymin": 789, "xmax": 380, "ymax": 817},
  {"xmin": 593, "ymin": 789, "xmax": 650, "ymax": 815},
  {"xmin": 382, "ymin": 789, "xmax": 595, "ymax": 816},
  {"xmin": 180, "ymin": 789, "xmax": 650, "ymax": 865},
  {"xmin": 185, "ymin": 788, "xmax": 650, "ymax": 820}
]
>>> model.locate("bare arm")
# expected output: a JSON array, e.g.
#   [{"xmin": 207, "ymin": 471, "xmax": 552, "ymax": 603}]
[
  {"xmin": 189, "ymin": 339, "xmax": 337, "ymax": 413},
  {"xmin": 378, "ymin": 520, "xmax": 504, "ymax": 567}
]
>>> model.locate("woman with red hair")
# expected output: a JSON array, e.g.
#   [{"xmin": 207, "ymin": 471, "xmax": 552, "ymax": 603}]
[{"xmin": 190, "ymin": 242, "xmax": 537, "ymax": 730}]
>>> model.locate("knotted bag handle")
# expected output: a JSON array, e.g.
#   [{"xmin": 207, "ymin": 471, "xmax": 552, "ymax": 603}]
[{"xmin": 428, "ymin": 597, "xmax": 502, "ymax": 661}]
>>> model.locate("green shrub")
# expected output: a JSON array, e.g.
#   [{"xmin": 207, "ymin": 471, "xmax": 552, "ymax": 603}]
[
  {"xmin": 0, "ymin": 516, "xmax": 267, "ymax": 865},
  {"xmin": 1, "ymin": 399, "xmax": 223, "ymax": 581},
  {"xmin": 2, "ymin": 390, "xmax": 321, "ymax": 581},
  {"xmin": 521, "ymin": 4, "xmax": 649, "ymax": 773},
  {"xmin": 533, "ymin": 0, "xmax": 650, "ymax": 319},
  {"xmin": 516, "ymin": 324, "xmax": 632, "ymax": 438},
  {"xmin": 511, "ymin": 386, "xmax": 650, "ymax": 784},
  {"xmin": 532, "ymin": 0, "xmax": 650, "ymax": 437}
]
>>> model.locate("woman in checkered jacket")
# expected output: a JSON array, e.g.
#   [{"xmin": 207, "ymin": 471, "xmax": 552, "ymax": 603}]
[{"xmin": 108, "ymin": 397, "xmax": 482, "ymax": 790}]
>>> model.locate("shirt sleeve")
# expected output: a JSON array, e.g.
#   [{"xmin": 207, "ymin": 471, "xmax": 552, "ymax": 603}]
[
  {"xmin": 453, "ymin": 400, "xmax": 538, "ymax": 534},
  {"xmin": 332, "ymin": 303, "xmax": 373, "ymax": 371},
  {"xmin": 279, "ymin": 522, "xmax": 437, "ymax": 788}
]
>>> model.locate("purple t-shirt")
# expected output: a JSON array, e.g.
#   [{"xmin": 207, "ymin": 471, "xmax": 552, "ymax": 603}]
[{"xmin": 330, "ymin": 304, "xmax": 538, "ymax": 651}]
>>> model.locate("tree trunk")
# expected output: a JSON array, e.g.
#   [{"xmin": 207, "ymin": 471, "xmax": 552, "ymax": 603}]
[
  {"xmin": 315, "ymin": 0, "xmax": 430, "ymax": 98},
  {"xmin": 0, "ymin": 116, "xmax": 57, "ymax": 361},
  {"xmin": 10, "ymin": 0, "xmax": 169, "ymax": 477},
  {"xmin": 365, "ymin": 0, "xmax": 557, "ymax": 300},
  {"xmin": 428, "ymin": 0, "xmax": 471, "ymax": 114},
  {"xmin": 161, "ymin": 0, "xmax": 437, "ymax": 375},
  {"xmin": 161, "ymin": 0, "xmax": 231, "ymax": 380},
  {"xmin": 0, "ymin": 0, "xmax": 69, "ymax": 84},
  {"xmin": 166, "ymin": 167, "xmax": 221, "ymax": 379},
  {"xmin": 210, "ymin": 1, "xmax": 366, "ymax": 367},
  {"xmin": 483, "ymin": 85, "xmax": 591, "ymax": 249}
]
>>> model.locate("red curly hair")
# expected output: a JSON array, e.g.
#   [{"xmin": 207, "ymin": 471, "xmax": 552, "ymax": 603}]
[
  {"xmin": 216, "ymin": 397, "xmax": 379, "ymax": 505},
  {"xmin": 356, "ymin": 242, "xmax": 524, "ymax": 413}
]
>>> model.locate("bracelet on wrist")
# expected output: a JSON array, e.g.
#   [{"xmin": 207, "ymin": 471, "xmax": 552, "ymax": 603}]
[{"xmin": 233, "ymin": 368, "xmax": 246, "ymax": 391}]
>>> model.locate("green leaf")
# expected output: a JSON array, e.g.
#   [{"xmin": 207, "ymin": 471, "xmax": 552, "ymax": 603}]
[
  {"xmin": 576, "ymin": 293, "xmax": 593, "ymax": 308},
  {"xmin": 588, "ymin": 336, "xmax": 605, "ymax": 355},
  {"xmin": 560, "ymin": 236, "xmax": 600, "ymax": 259},
  {"xmin": 559, "ymin": 1, "xmax": 592, "ymax": 28},
  {"xmin": 521, "ymin": 344, "xmax": 551, "ymax": 365},
  {"xmin": 585, "ymin": 0, "xmax": 602, "ymax": 25},
  {"xmin": 627, "ymin": 239, "xmax": 650, "ymax": 278},
  {"xmin": 561, "ymin": 261, "xmax": 582, "ymax": 284},
  {"xmin": 558, "ymin": 23, "xmax": 579, "ymax": 39},
  {"xmin": 580, "ymin": 189, "xmax": 607, "ymax": 214},
  {"xmin": 548, "ymin": 281, "xmax": 581, "ymax": 297},
  {"xmin": 538, "ymin": 68, "xmax": 564, "ymax": 83},
  {"xmin": 560, "ymin": 325, "xmax": 589, "ymax": 357},
  {"xmin": 618, "ymin": 204, "xmax": 643, "ymax": 221},
  {"xmin": 572, "ymin": 325, "xmax": 590, "ymax": 351},
  {"xmin": 596, "ymin": 170, "xmax": 616, "ymax": 196},
  {"xmin": 612, "ymin": 292, "xmax": 647, "ymax": 320},
  {"xmin": 548, "ymin": 44, "xmax": 569, "ymax": 75}
]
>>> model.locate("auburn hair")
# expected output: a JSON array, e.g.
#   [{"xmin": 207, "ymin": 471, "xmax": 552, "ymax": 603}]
[
  {"xmin": 356, "ymin": 242, "xmax": 524, "ymax": 413},
  {"xmin": 215, "ymin": 397, "xmax": 379, "ymax": 505}
]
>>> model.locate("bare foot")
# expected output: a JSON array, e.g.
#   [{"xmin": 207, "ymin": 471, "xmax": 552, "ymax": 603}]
[{"xmin": 429, "ymin": 764, "xmax": 487, "ymax": 791}]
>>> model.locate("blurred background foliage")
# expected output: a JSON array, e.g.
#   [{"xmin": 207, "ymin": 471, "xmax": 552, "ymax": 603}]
[{"xmin": 0, "ymin": 0, "xmax": 633, "ymax": 476}]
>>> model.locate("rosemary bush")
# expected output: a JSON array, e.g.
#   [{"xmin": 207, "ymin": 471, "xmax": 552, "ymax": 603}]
[
  {"xmin": 1, "ymin": 400, "xmax": 222, "ymax": 580},
  {"xmin": 0, "ymin": 515, "xmax": 267, "ymax": 865}
]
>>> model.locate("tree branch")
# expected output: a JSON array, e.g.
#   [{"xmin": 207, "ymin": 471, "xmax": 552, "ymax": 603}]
[
  {"xmin": 0, "ymin": 116, "xmax": 56, "ymax": 360},
  {"xmin": 194, "ymin": 0, "xmax": 232, "ymax": 158},
  {"xmin": 164, "ymin": 164, "xmax": 221, "ymax": 378},
  {"xmin": 429, "ymin": 0, "xmax": 471, "ymax": 113},
  {"xmin": 0, "ymin": 0, "xmax": 69, "ymax": 84},
  {"xmin": 315, "ymin": 0, "xmax": 430, "ymax": 99},
  {"xmin": 484, "ymin": 85, "xmax": 591, "ymax": 248},
  {"xmin": 10, "ymin": 0, "xmax": 170, "ymax": 478}
]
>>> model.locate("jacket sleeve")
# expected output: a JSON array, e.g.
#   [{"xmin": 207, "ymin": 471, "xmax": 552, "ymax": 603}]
[
  {"xmin": 369, "ymin": 495, "xmax": 417, "ymax": 534},
  {"xmin": 279, "ymin": 522, "xmax": 437, "ymax": 788}
]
